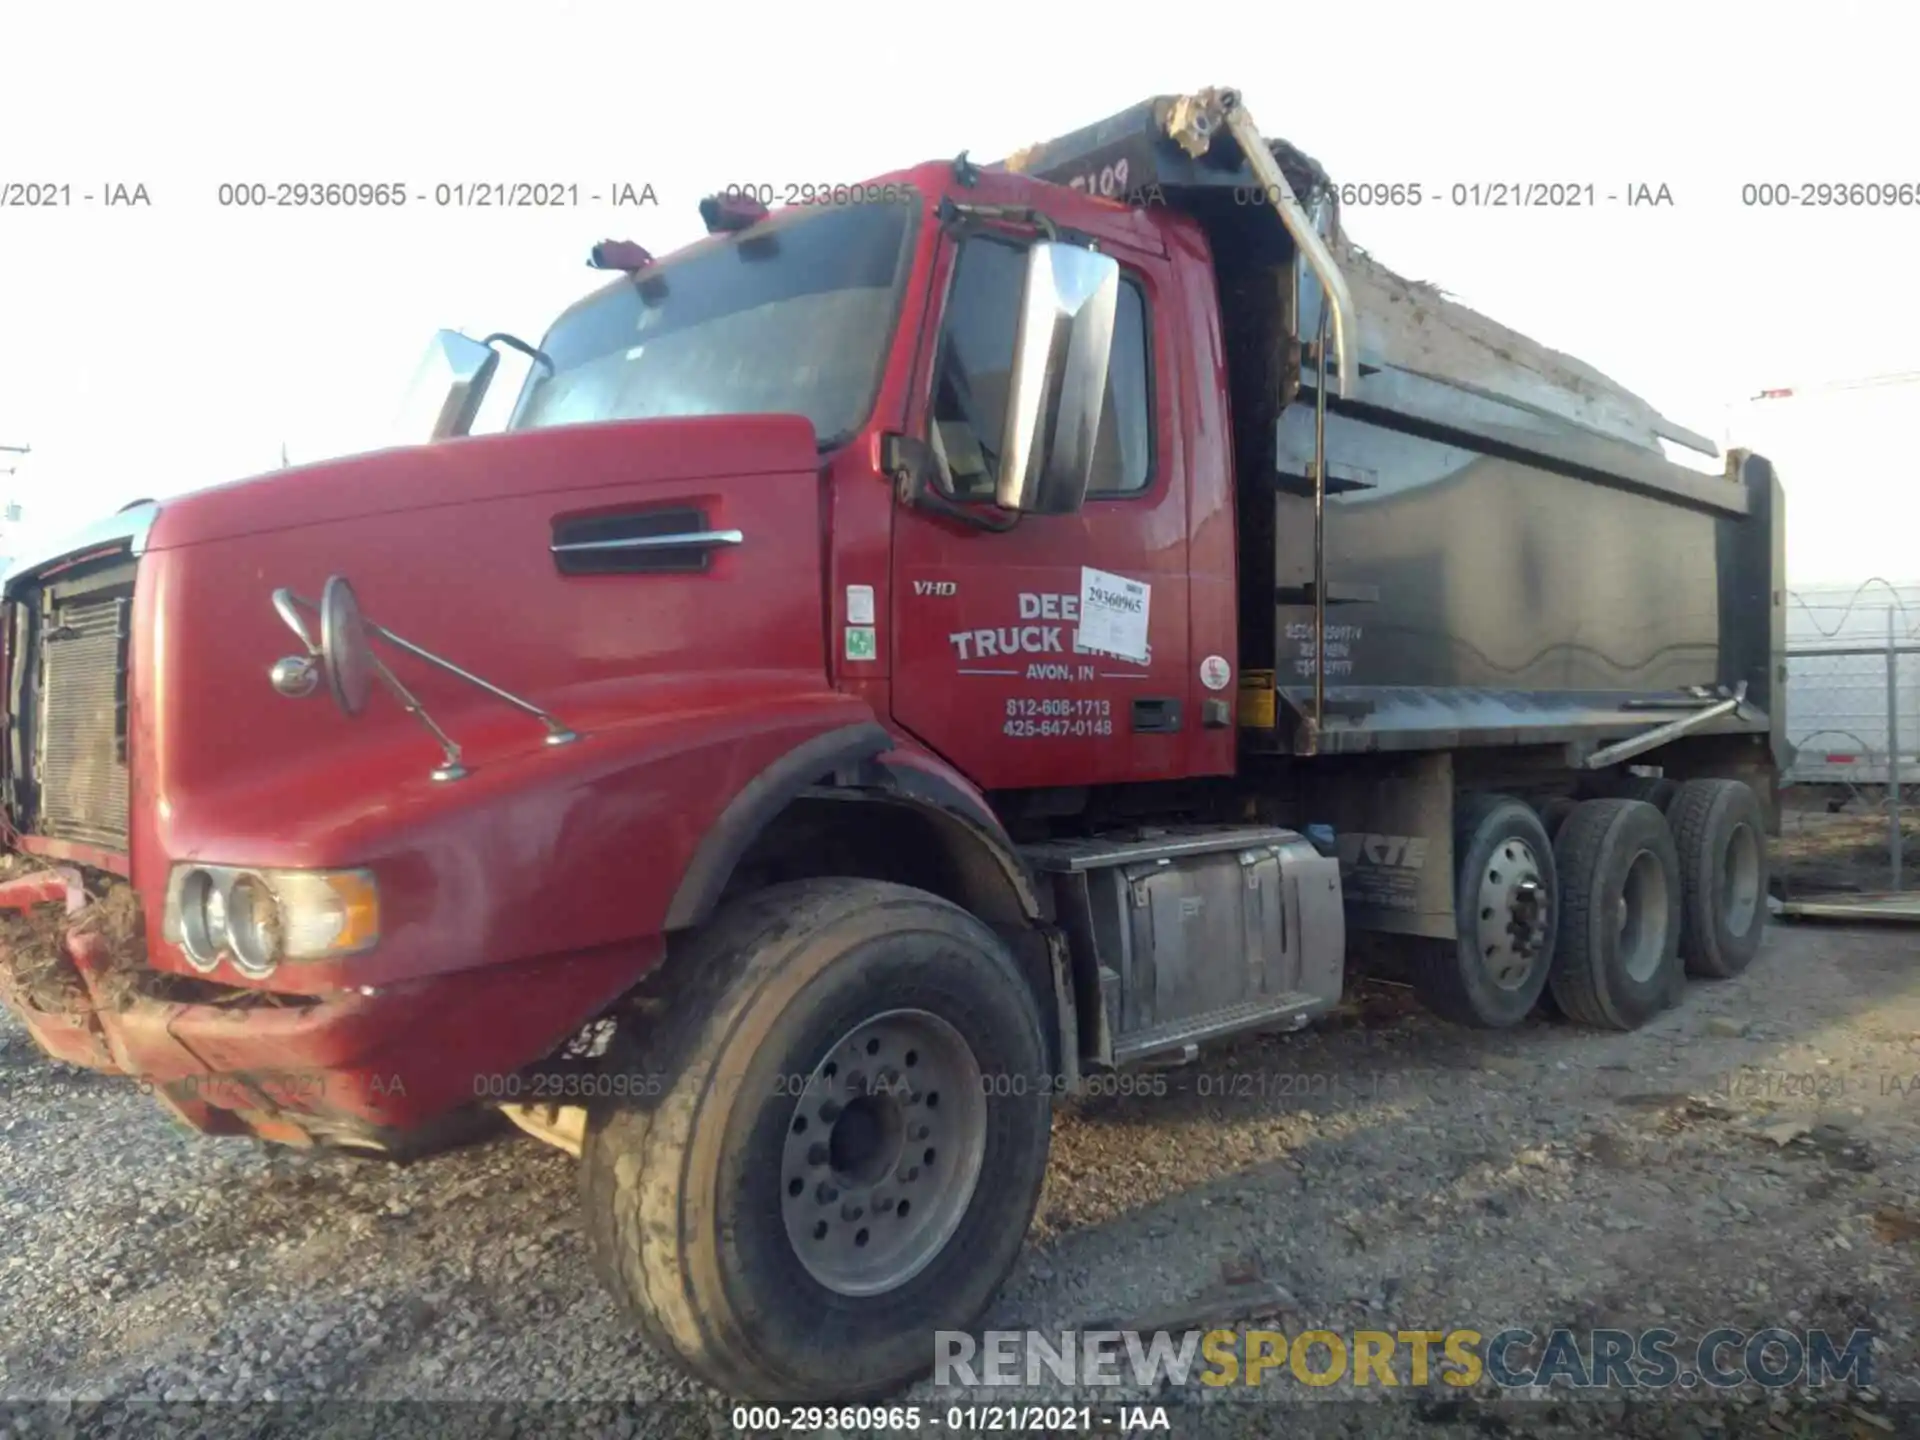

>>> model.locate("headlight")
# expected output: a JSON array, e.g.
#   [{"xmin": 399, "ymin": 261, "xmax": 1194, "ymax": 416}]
[
  {"xmin": 164, "ymin": 866, "xmax": 380, "ymax": 975},
  {"xmin": 226, "ymin": 874, "xmax": 282, "ymax": 976},
  {"xmin": 178, "ymin": 869, "xmax": 229, "ymax": 967}
]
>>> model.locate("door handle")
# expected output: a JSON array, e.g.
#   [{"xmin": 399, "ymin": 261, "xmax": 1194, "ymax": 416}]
[{"xmin": 1131, "ymin": 697, "xmax": 1182, "ymax": 734}]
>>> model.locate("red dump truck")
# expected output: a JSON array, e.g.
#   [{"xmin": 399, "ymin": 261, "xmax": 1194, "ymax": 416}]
[{"xmin": 1, "ymin": 88, "xmax": 1783, "ymax": 1401}]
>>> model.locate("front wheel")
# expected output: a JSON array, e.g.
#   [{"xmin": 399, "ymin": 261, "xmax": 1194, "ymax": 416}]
[{"xmin": 582, "ymin": 878, "xmax": 1053, "ymax": 1403}]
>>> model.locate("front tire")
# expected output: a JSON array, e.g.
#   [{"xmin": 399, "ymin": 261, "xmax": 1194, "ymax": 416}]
[{"xmin": 582, "ymin": 879, "xmax": 1052, "ymax": 1403}]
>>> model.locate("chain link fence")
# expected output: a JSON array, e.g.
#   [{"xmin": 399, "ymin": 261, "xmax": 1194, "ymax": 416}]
[{"xmin": 1778, "ymin": 584, "xmax": 1919, "ymax": 898}]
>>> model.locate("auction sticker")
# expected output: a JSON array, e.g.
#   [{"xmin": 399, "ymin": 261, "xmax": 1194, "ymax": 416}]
[{"xmin": 1200, "ymin": 655, "xmax": 1232, "ymax": 690}]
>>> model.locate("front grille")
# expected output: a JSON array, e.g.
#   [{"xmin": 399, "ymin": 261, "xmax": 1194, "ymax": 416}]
[{"xmin": 35, "ymin": 592, "xmax": 131, "ymax": 849}]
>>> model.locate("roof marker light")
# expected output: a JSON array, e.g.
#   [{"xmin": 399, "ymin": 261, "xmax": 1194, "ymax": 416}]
[
  {"xmin": 588, "ymin": 240, "xmax": 654, "ymax": 271},
  {"xmin": 699, "ymin": 192, "xmax": 768, "ymax": 233}
]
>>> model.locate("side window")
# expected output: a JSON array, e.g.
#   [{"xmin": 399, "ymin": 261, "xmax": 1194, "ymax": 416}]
[
  {"xmin": 1086, "ymin": 280, "xmax": 1152, "ymax": 496},
  {"xmin": 929, "ymin": 237, "xmax": 1154, "ymax": 502}
]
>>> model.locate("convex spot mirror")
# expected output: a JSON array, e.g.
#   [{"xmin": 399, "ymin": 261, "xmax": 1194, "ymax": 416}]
[
  {"xmin": 319, "ymin": 575, "xmax": 376, "ymax": 717},
  {"xmin": 995, "ymin": 243, "xmax": 1121, "ymax": 516}
]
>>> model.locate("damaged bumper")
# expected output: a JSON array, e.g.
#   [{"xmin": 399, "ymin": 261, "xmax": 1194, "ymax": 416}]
[{"xmin": 0, "ymin": 867, "xmax": 648, "ymax": 1152}]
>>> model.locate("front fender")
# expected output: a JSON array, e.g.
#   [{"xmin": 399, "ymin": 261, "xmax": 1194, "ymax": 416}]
[
  {"xmin": 859, "ymin": 745, "xmax": 1043, "ymax": 922},
  {"xmin": 663, "ymin": 720, "xmax": 896, "ymax": 929},
  {"xmin": 150, "ymin": 692, "xmax": 888, "ymax": 991}
]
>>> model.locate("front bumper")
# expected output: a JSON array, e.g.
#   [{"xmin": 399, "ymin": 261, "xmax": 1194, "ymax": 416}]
[{"xmin": 0, "ymin": 868, "xmax": 651, "ymax": 1150}]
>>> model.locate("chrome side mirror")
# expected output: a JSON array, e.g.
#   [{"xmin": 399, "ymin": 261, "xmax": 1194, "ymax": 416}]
[
  {"xmin": 398, "ymin": 330, "xmax": 500, "ymax": 442},
  {"xmin": 994, "ymin": 243, "xmax": 1121, "ymax": 516},
  {"xmin": 318, "ymin": 575, "xmax": 377, "ymax": 716}
]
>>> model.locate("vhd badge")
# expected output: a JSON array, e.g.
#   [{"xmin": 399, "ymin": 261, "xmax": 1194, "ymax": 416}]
[{"xmin": 1200, "ymin": 655, "xmax": 1232, "ymax": 691}]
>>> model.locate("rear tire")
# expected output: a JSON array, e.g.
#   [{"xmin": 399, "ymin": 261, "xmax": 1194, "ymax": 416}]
[
  {"xmin": 1669, "ymin": 779, "xmax": 1769, "ymax": 979},
  {"xmin": 1415, "ymin": 793, "xmax": 1557, "ymax": 1028},
  {"xmin": 1625, "ymin": 776, "xmax": 1679, "ymax": 814},
  {"xmin": 1549, "ymin": 799, "xmax": 1685, "ymax": 1030},
  {"xmin": 1537, "ymin": 796, "xmax": 1579, "ymax": 842},
  {"xmin": 1590, "ymin": 773, "xmax": 1679, "ymax": 813},
  {"xmin": 582, "ymin": 878, "xmax": 1052, "ymax": 1403}
]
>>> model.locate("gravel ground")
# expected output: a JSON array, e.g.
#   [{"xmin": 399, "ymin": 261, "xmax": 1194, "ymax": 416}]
[{"xmin": 2, "ymin": 910, "xmax": 1917, "ymax": 1438}]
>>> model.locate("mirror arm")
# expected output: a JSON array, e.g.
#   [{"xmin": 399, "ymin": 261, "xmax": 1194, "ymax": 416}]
[
  {"xmin": 898, "ymin": 475, "xmax": 1020, "ymax": 533},
  {"xmin": 881, "ymin": 433, "xmax": 1020, "ymax": 533},
  {"xmin": 270, "ymin": 587, "xmax": 581, "ymax": 780},
  {"xmin": 480, "ymin": 332, "xmax": 556, "ymax": 377},
  {"xmin": 272, "ymin": 588, "xmax": 320, "ymax": 654},
  {"xmin": 936, "ymin": 197, "xmax": 1059, "ymax": 242},
  {"xmin": 360, "ymin": 621, "xmax": 577, "ymax": 743},
  {"xmin": 367, "ymin": 653, "xmax": 468, "ymax": 783}
]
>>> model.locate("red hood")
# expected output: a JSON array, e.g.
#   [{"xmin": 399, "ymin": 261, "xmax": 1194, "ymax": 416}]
[{"xmin": 146, "ymin": 415, "xmax": 820, "ymax": 551}]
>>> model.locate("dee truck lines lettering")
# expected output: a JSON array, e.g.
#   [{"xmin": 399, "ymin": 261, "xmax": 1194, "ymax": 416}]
[{"xmin": 949, "ymin": 592, "xmax": 1152, "ymax": 668}]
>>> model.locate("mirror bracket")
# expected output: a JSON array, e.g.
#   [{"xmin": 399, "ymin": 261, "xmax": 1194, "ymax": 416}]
[
  {"xmin": 269, "ymin": 579, "xmax": 581, "ymax": 784},
  {"xmin": 880, "ymin": 434, "xmax": 1019, "ymax": 534}
]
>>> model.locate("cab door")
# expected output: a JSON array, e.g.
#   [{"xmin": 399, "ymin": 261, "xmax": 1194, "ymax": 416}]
[{"xmin": 890, "ymin": 225, "xmax": 1190, "ymax": 791}]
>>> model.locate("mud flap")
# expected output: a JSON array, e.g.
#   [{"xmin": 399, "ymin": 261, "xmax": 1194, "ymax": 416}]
[{"xmin": 1302, "ymin": 751, "xmax": 1455, "ymax": 939}]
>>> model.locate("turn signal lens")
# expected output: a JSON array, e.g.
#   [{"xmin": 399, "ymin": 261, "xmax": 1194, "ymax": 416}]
[{"xmin": 268, "ymin": 869, "xmax": 381, "ymax": 960}]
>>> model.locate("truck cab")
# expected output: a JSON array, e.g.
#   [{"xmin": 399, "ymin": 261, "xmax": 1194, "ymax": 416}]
[{"xmin": 0, "ymin": 88, "xmax": 1783, "ymax": 1404}]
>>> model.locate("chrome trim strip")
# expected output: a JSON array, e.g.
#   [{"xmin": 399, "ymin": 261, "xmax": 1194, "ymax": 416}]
[
  {"xmin": 549, "ymin": 529, "xmax": 744, "ymax": 555},
  {"xmin": 3, "ymin": 501, "xmax": 160, "ymax": 598}
]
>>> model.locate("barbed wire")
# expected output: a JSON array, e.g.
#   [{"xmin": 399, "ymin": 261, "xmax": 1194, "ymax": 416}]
[{"xmin": 1785, "ymin": 577, "xmax": 1920, "ymax": 638}]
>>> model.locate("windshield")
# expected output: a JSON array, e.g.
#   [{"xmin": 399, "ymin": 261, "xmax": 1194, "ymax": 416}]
[{"xmin": 510, "ymin": 197, "xmax": 916, "ymax": 448}]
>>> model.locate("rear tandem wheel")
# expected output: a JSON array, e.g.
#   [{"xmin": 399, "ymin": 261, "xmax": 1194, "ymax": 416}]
[
  {"xmin": 1416, "ymin": 793, "xmax": 1558, "ymax": 1028},
  {"xmin": 1669, "ymin": 778, "xmax": 1769, "ymax": 979},
  {"xmin": 1548, "ymin": 798, "xmax": 1685, "ymax": 1031}
]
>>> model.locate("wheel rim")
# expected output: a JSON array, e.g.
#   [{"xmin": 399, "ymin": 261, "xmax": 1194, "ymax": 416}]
[
  {"xmin": 780, "ymin": 1008, "xmax": 987, "ymax": 1297},
  {"xmin": 1616, "ymin": 848, "xmax": 1671, "ymax": 983},
  {"xmin": 1475, "ymin": 836, "xmax": 1550, "ymax": 989},
  {"xmin": 1721, "ymin": 822, "xmax": 1761, "ymax": 937}
]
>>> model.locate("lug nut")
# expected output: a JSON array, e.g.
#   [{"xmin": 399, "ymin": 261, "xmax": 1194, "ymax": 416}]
[
  {"xmin": 816, "ymin": 1182, "xmax": 839, "ymax": 1204},
  {"xmin": 807, "ymin": 1143, "xmax": 829, "ymax": 1166},
  {"xmin": 841, "ymin": 1202, "xmax": 864, "ymax": 1222}
]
